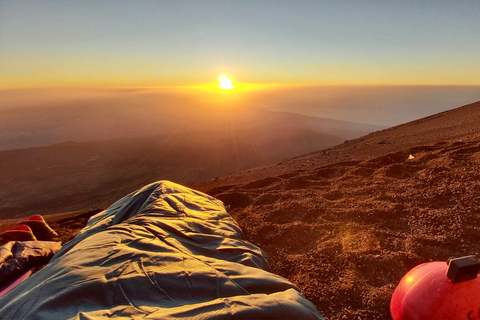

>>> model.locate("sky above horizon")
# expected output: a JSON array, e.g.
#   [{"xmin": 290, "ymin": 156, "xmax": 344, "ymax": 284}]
[{"xmin": 1, "ymin": 1, "xmax": 480, "ymax": 89}]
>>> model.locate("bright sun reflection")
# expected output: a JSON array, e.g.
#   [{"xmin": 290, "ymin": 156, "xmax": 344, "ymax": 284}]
[{"xmin": 217, "ymin": 75, "xmax": 235, "ymax": 90}]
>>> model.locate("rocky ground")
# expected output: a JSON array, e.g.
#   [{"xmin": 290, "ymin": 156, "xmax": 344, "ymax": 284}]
[
  {"xmin": 203, "ymin": 137, "xmax": 480, "ymax": 319},
  {"xmin": 2, "ymin": 101, "xmax": 480, "ymax": 319}
]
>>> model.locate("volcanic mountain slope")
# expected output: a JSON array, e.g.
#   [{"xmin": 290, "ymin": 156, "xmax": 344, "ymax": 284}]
[
  {"xmin": 193, "ymin": 101, "xmax": 480, "ymax": 319},
  {"xmin": 3, "ymin": 101, "xmax": 480, "ymax": 319}
]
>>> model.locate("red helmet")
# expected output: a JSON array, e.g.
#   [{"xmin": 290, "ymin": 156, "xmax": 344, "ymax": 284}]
[{"xmin": 391, "ymin": 256, "xmax": 480, "ymax": 320}]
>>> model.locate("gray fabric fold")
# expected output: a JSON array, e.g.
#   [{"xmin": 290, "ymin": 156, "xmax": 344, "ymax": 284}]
[{"xmin": 0, "ymin": 180, "xmax": 323, "ymax": 319}]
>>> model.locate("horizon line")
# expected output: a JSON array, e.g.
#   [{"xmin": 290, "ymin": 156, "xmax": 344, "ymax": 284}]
[{"xmin": 2, "ymin": 83, "xmax": 480, "ymax": 92}]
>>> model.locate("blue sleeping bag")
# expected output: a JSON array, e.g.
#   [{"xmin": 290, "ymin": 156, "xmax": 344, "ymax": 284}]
[{"xmin": 0, "ymin": 181, "xmax": 324, "ymax": 319}]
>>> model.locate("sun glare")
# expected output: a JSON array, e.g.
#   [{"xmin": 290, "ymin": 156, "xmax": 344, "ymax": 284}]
[{"xmin": 217, "ymin": 75, "xmax": 235, "ymax": 90}]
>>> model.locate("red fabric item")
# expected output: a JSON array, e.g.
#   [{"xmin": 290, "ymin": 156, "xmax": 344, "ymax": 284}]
[
  {"xmin": 27, "ymin": 215, "xmax": 43, "ymax": 222},
  {"xmin": 18, "ymin": 215, "xmax": 58, "ymax": 241},
  {"xmin": 0, "ymin": 269, "xmax": 33, "ymax": 297},
  {"xmin": 0, "ymin": 225, "xmax": 36, "ymax": 242},
  {"xmin": 12, "ymin": 225, "xmax": 31, "ymax": 232}
]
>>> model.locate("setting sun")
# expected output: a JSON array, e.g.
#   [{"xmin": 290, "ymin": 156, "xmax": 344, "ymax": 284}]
[{"xmin": 217, "ymin": 75, "xmax": 235, "ymax": 90}]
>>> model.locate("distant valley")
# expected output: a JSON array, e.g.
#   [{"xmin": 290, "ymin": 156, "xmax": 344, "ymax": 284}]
[{"xmin": 0, "ymin": 105, "xmax": 383, "ymax": 218}]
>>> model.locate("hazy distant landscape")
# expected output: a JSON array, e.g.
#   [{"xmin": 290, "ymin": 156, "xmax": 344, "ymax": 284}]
[
  {"xmin": 0, "ymin": 93, "xmax": 383, "ymax": 218},
  {"xmin": 0, "ymin": 86, "xmax": 390, "ymax": 150}
]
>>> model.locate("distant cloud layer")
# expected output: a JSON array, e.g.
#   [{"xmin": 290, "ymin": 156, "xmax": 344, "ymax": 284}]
[{"xmin": 1, "ymin": 85, "xmax": 480, "ymax": 128}]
